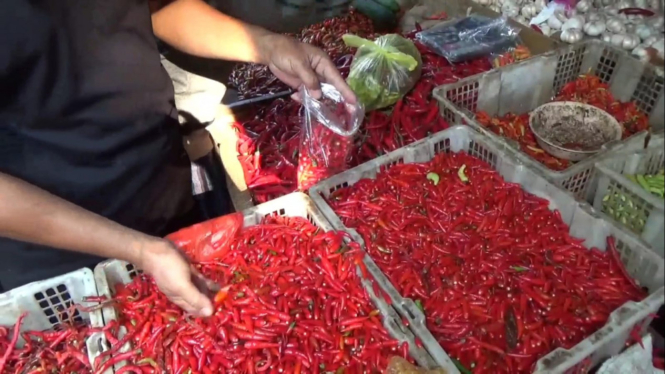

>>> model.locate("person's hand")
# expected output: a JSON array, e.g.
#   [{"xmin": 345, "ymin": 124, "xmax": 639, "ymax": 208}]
[
  {"xmin": 138, "ymin": 238, "xmax": 215, "ymax": 317},
  {"xmin": 257, "ymin": 34, "xmax": 357, "ymax": 103}
]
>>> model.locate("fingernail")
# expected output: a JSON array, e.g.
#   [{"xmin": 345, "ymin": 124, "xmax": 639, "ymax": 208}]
[{"xmin": 201, "ymin": 306, "xmax": 213, "ymax": 316}]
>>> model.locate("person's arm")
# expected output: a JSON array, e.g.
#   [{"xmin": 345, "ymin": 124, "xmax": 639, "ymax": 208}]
[
  {"xmin": 151, "ymin": 0, "xmax": 356, "ymax": 102},
  {"xmin": 0, "ymin": 172, "xmax": 214, "ymax": 317}
]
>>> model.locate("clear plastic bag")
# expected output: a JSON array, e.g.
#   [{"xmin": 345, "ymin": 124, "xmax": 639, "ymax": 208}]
[
  {"xmin": 415, "ymin": 15, "xmax": 521, "ymax": 63},
  {"xmin": 488, "ymin": 43, "xmax": 532, "ymax": 68},
  {"xmin": 342, "ymin": 34, "xmax": 422, "ymax": 111},
  {"xmin": 297, "ymin": 83, "xmax": 364, "ymax": 190}
]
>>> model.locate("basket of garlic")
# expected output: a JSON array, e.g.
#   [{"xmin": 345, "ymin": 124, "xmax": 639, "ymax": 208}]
[{"xmin": 470, "ymin": 0, "xmax": 664, "ymax": 64}]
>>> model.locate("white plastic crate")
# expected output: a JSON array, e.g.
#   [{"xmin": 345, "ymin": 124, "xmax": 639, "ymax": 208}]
[
  {"xmin": 0, "ymin": 268, "xmax": 108, "ymax": 371},
  {"xmin": 434, "ymin": 39, "xmax": 664, "ymax": 201},
  {"xmin": 94, "ymin": 192, "xmax": 444, "ymax": 372},
  {"xmin": 309, "ymin": 125, "xmax": 665, "ymax": 374},
  {"xmin": 592, "ymin": 134, "xmax": 665, "ymax": 257}
]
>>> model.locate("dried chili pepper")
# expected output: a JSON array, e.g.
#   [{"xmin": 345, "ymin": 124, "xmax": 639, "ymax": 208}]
[{"xmin": 229, "ymin": 9, "xmax": 376, "ymax": 99}]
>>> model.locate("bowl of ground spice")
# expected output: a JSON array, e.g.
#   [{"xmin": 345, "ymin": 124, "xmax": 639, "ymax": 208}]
[{"xmin": 529, "ymin": 101, "xmax": 622, "ymax": 161}]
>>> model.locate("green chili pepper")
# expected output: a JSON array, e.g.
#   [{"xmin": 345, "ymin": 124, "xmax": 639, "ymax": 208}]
[
  {"xmin": 426, "ymin": 172, "xmax": 440, "ymax": 185},
  {"xmin": 415, "ymin": 299, "xmax": 425, "ymax": 313},
  {"xmin": 458, "ymin": 165, "xmax": 469, "ymax": 183},
  {"xmin": 452, "ymin": 358, "xmax": 472, "ymax": 374}
]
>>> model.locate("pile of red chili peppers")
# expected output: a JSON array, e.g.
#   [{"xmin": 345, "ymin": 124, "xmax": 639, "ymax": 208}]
[
  {"xmin": 0, "ymin": 312, "xmax": 98, "ymax": 373},
  {"xmin": 233, "ymin": 34, "xmax": 493, "ymax": 203},
  {"xmin": 228, "ymin": 10, "xmax": 375, "ymax": 99},
  {"xmin": 475, "ymin": 74, "xmax": 650, "ymax": 171},
  {"xmin": 89, "ymin": 216, "xmax": 411, "ymax": 373},
  {"xmin": 326, "ymin": 151, "xmax": 648, "ymax": 373}
]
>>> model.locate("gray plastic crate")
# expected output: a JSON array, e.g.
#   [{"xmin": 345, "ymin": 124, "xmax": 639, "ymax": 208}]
[
  {"xmin": 0, "ymin": 268, "xmax": 110, "ymax": 372},
  {"xmin": 434, "ymin": 39, "xmax": 664, "ymax": 201},
  {"xmin": 309, "ymin": 125, "xmax": 665, "ymax": 374},
  {"xmin": 94, "ymin": 192, "xmax": 443, "ymax": 372},
  {"xmin": 592, "ymin": 135, "xmax": 665, "ymax": 257}
]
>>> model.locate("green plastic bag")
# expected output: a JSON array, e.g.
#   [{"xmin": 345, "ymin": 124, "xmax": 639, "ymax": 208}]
[{"xmin": 343, "ymin": 34, "xmax": 422, "ymax": 111}]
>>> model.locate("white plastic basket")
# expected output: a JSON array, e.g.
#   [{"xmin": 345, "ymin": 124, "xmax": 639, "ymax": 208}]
[
  {"xmin": 309, "ymin": 125, "xmax": 665, "ymax": 374},
  {"xmin": 94, "ymin": 192, "xmax": 443, "ymax": 372},
  {"xmin": 434, "ymin": 40, "xmax": 664, "ymax": 201},
  {"xmin": 0, "ymin": 268, "xmax": 108, "ymax": 371},
  {"xmin": 592, "ymin": 135, "xmax": 665, "ymax": 257}
]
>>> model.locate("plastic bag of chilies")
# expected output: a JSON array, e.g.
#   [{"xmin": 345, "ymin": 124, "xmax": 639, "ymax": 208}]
[
  {"xmin": 342, "ymin": 34, "xmax": 422, "ymax": 111},
  {"xmin": 297, "ymin": 83, "xmax": 364, "ymax": 191}
]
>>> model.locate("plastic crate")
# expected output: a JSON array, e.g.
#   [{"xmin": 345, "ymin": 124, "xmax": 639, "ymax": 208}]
[
  {"xmin": 0, "ymin": 268, "xmax": 109, "ymax": 371},
  {"xmin": 433, "ymin": 39, "xmax": 664, "ymax": 201},
  {"xmin": 309, "ymin": 125, "xmax": 665, "ymax": 374},
  {"xmin": 94, "ymin": 192, "xmax": 445, "ymax": 372},
  {"xmin": 592, "ymin": 134, "xmax": 665, "ymax": 257}
]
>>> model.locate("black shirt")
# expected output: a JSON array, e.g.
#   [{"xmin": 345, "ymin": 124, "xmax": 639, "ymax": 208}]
[{"xmin": 0, "ymin": 0, "xmax": 194, "ymax": 290}]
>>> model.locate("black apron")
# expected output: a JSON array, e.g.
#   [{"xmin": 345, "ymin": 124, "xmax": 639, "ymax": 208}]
[{"xmin": 0, "ymin": 0, "xmax": 194, "ymax": 290}]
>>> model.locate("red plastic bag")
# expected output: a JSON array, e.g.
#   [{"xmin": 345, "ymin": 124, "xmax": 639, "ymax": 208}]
[{"xmin": 166, "ymin": 212, "xmax": 244, "ymax": 262}]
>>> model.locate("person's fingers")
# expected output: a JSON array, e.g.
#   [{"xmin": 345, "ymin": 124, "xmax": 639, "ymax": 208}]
[
  {"xmin": 308, "ymin": 49, "xmax": 357, "ymax": 105},
  {"xmin": 191, "ymin": 266, "xmax": 220, "ymax": 294},
  {"xmin": 170, "ymin": 272, "xmax": 214, "ymax": 317},
  {"xmin": 293, "ymin": 58, "xmax": 321, "ymax": 94}
]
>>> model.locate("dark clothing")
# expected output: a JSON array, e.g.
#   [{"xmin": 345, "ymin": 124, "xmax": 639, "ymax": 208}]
[{"xmin": 0, "ymin": 0, "xmax": 194, "ymax": 290}]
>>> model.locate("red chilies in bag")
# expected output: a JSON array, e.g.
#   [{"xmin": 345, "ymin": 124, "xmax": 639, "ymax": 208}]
[{"xmin": 297, "ymin": 83, "xmax": 363, "ymax": 190}]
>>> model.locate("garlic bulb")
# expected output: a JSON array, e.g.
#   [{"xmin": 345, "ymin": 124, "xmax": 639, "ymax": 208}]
[
  {"xmin": 604, "ymin": 5, "xmax": 620, "ymax": 14},
  {"xmin": 616, "ymin": 0, "xmax": 634, "ymax": 9},
  {"xmin": 625, "ymin": 23, "xmax": 636, "ymax": 33},
  {"xmin": 635, "ymin": 24, "xmax": 654, "ymax": 40},
  {"xmin": 502, "ymin": 6, "xmax": 520, "ymax": 18},
  {"xmin": 649, "ymin": 16, "xmax": 665, "ymax": 30},
  {"xmin": 587, "ymin": 12, "xmax": 605, "ymax": 22},
  {"xmin": 606, "ymin": 17, "xmax": 626, "ymax": 33},
  {"xmin": 584, "ymin": 20, "xmax": 607, "ymax": 35},
  {"xmin": 623, "ymin": 34, "xmax": 640, "ymax": 49},
  {"xmin": 515, "ymin": 16, "xmax": 529, "ymax": 25},
  {"xmin": 643, "ymin": 35, "xmax": 659, "ymax": 46},
  {"xmin": 610, "ymin": 33, "xmax": 625, "ymax": 46},
  {"xmin": 538, "ymin": 23, "xmax": 552, "ymax": 36},
  {"xmin": 602, "ymin": 32, "xmax": 613, "ymax": 43},
  {"xmin": 535, "ymin": 0, "xmax": 546, "ymax": 11},
  {"xmin": 633, "ymin": 0, "xmax": 647, "ymax": 7},
  {"xmin": 632, "ymin": 45, "xmax": 651, "ymax": 62},
  {"xmin": 521, "ymin": 4, "xmax": 538, "ymax": 18},
  {"xmin": 547, "ymin": 10, "xmax": 568, "ymax": 30},
  {"xmin": 489, "ymin": 4, "xmax": 501, "ymax": 12},
  {"xmin": 561, "ymin": 28, "xmax": 584, "ymax": 43},
  {"xmin": 610, "ymin": 33, "xmax": 640, "ymax": 49},
  {"xmin": 563, "ymin": 15, "xmax": 586, "ymax": 31},
  {"xmin": 576, "ymin": 0, "xmax": 591, "ymax": 12}
]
